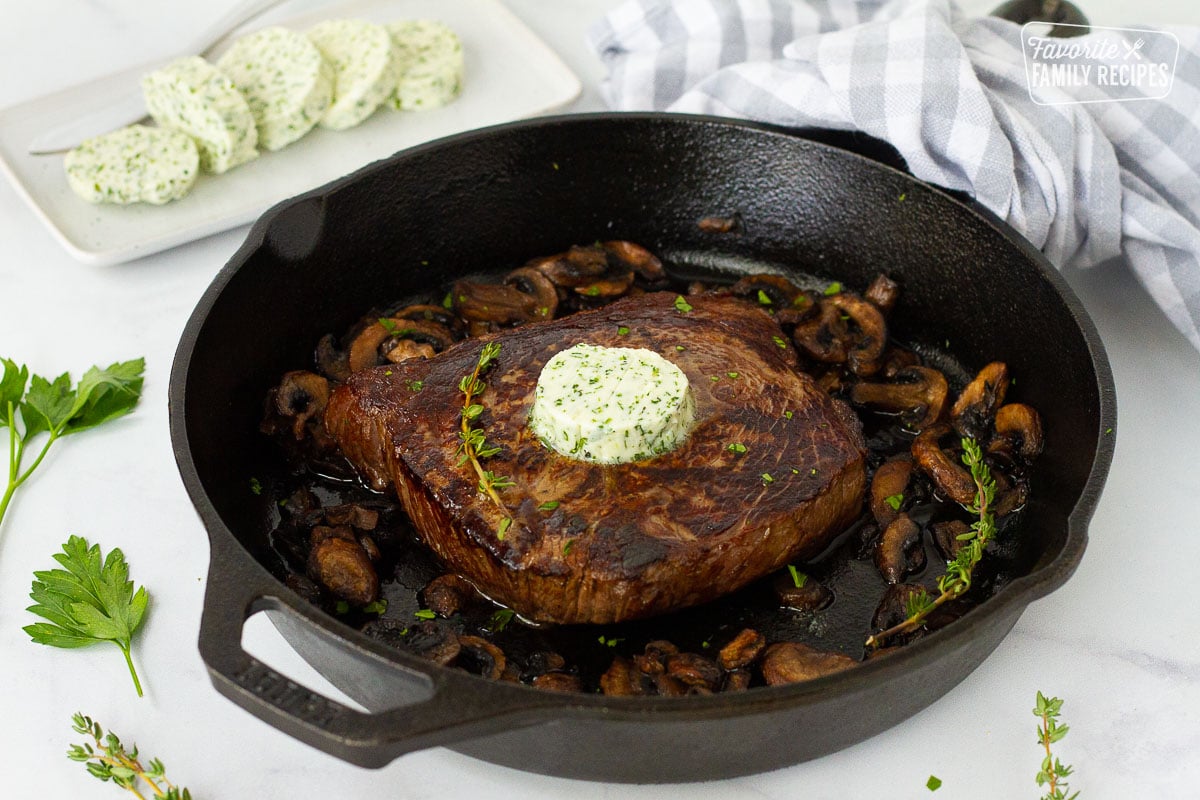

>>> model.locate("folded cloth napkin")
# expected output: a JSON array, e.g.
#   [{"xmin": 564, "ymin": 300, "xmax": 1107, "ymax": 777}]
[{"xmin": 588, "ymin": 0, "xmax": 1200, "ymax": 351}]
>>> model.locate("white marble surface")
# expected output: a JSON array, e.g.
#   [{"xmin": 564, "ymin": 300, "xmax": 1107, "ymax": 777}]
[{"xmin": 0, "ymin": 1, "xmax": 1197, "ymax": 797}]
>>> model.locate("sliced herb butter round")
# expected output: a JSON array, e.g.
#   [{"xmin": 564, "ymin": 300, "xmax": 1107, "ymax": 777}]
[
  {"xmin": 217, "ymin": 26, "xmax": 333, "ymax": 151},
  {"xmin": 141, "ymin": 56, "xmax": 258, "ymax": 174},
  {"xmin": 386, "ymin": 20, "xmax": 464, "ymax": 111},
  {"xmin": 529, "ymin": 343, "xmax": 696, "ymax": 465},
  {"xmin": 64, "ymin": 125, "xmax": 199, "ymax": 205},
  {"xmin": 308, "ymin": 19, "xmax": 399, "ymax": 131}
]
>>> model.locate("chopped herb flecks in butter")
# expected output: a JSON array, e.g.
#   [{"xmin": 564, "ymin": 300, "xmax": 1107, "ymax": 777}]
[
  {"xmin": 386, "ymin": 19, "xmax": 464, "ymax": 111},
  {"xmin": 308, "ymin": 19, "xmax": 399, "ymax": 131},
  {"xmin": 64, "ymin": 125, "xmax": 199, "ymax": 205},
  {"xmin": 529, "ymin": 343, "xmax": 696, "ymax": 465},
  {"xmin": 141, "ymin": 56, "xmax": 258, "ymax": 174},
  {"xmin": 217, "ymin": 26, "xmax": 333, "ymax": 151}
]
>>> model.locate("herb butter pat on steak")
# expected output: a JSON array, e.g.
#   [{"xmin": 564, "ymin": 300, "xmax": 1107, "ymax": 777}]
[
  {"xmin": 529, "ymin": 343, "xmax": 697, "ymax": 464},
  {"xmin": 325, "ymin": 292, "xmax": 868, "ymax": 624}
]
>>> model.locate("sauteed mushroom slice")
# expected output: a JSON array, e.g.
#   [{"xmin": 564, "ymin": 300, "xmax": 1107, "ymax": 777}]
[
  {"xmin": 633, "ymin": 640, "xmax": 679, "ymax": 675},
  {"xmin": 308, "ymin": 535, "xmax": 378, "ymax": 606},
  {"xmin": 574, "ymin": 266, "xmax": 635, "ymax": 300},
  {"xmin": 665, "ymin": 653, "xmax": 722, "ymax": 691},
  {"xmin": 603, "ymin": 240, "xmax": 666, "ymax": 282},
  {"xmin": 422, "ymin": 573, "xmax": 481, "ymax": 618},
  {"xmin": 600, "ymin": 656, "xmax": 652, "ymax": 696},
  {"xmin": 874, "ymin": 513, "xmax": 926, "ymax": 584},
  {"xmin": 826, "ymin": 293, "xmax": 887, "ymax": 375},
  {"xmin": 723, "ymin": 670, "xmax": 752, "ymax": 692},
  {"xmin": 912, "ymin": 423, "xmax": 978, "ymax": 505},
  {"xmin": 315, "ymin": 334, "xmax": 350, "ymax": 382},
  {"xmin": 931, "ymin": 519, "xmax": 970, "ymax": 561},
  {"xmin": 532, "ymin": 672, "xmax": 583, "ymax": 693},
  {"xmin": 792, "ymin": 299, "xmax": 851, "ymax": 363},
  {"xmin": 850, "ymin": 366, "xmax": 948, "ymax": 431},
  {"xmin": 392, "ymin": 303, "xmax": 463, "ymax": 332},
  {"xmin": 450, "ymin": 280, "xmax": 541, "ymax": 327},
  {"xmin": 864, "ymin": 273, "xmax": 900, "ymax": 314},
  {"xmin": 697, "ymin": 215, "xmax": 740, "ymax": 235},
  {"xmin": 456, "ymin": 635, "xmax": 506, "ymax": 680},
  {"xmin": 951, "ymin": 361, "xmax": 1009, "ymax": 440},
  {"xmin": 271, "ymin": 370, "xmax": 330, "ymax": 440},
  {"xmin": 323, "ymin": 503, "xmax": 380, "ymax": 530},
  {"xmin": 717, "ymin": 628, "xmax": 766, "ymax": 671},
  {"xmin": 347, "ymin": 318, "xmax": 455, "ymax": 372},
  {"xmin": 505, "ymin": 266, "xmax": 558, "ymax": 319},
  {"xmin": 775, "ymin": 574, "xmax": 833, "ymax": 612},
  {"xmin": 531, "ymin": 244, "xmax": 608, "ymax": 287},
  {"xmin": 871, "ymin": 583, "xmax": 928, "ymax": 633},
  {"xmin": 870, "ymin": 454, "xmax": 913, "ymax": 528},
  {"xmin": 760, "ymin": 643, "xmax": 857, "ymax": 686},
  {"xmin": 992, "ymin": 471, "xmax": 1030, "ymax": 517},
  {"xmin": 730, "ymin": 274, "xmax": 803, "ymax": 309},
  {"xmin": 400, "ymin": 621, "xmax": 461, "ymax": 665},
  {"xmin": 991, "ymin": 402, "xmax": 1044, "ymax": 461}
]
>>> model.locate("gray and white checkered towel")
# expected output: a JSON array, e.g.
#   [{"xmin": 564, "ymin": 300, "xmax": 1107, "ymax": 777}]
[{"xmin": 588, "ymin": 0, "xmax": 1200, "ymax": 351}]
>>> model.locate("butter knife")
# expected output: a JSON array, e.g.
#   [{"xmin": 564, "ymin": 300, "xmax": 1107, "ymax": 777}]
[{"xmin": 27, "ymin": 0, "xmax": 291, "ymax": 155}]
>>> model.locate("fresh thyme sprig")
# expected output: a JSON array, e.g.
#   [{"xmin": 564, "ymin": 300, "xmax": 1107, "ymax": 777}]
[
  {"xmin": 68, "ymin": 713, "xmax": 192, "ymax": 799},
  {"xmin": 1035, "ymin": 692, "xmax": 1080, "ymax": 800},
  {"xmin": 456, "ymin": 342, "xmax": 513, "ymax": 537},
  {"xmin": 866, "ymin": 437, "xmax": 996, "ymax": 648}
]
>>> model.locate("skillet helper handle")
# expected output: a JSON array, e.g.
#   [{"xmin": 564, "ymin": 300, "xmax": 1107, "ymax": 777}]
[{"xmin": 198, "ymin": 542, "xmax": 549, "ymax": 768}]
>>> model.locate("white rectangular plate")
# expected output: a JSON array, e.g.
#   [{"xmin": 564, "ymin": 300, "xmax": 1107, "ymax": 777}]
[{"xmin": 0, "ymin": 0, "xmax": 581, "ymax": 266}]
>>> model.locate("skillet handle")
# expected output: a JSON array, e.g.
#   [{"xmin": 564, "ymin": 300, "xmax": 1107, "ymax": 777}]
[{"xmin": 198, "ymin": 540, "xmax": 552, "ymax": 768}]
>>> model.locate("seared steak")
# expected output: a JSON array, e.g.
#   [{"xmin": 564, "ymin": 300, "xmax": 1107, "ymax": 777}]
[{"xmin": 326, "ymin": 292, "xmax": 867, "ymax": 624}]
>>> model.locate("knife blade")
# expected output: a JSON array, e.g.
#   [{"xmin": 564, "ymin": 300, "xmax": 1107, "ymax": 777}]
[{"xmin": 26, "ymin": 0, "xmax": 291, "ymax": 155}]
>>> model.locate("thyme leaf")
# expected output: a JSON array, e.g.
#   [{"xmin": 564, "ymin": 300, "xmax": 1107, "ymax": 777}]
[
  {"xmin": 866, "ymin": 437, "xmax": 996, "ymax": 648},
  {"xmin": 456, "ymin": 342, "xmax": 512, "ymax": 536},
  {"xmin": 68, "ymin": 713, "xmax": 192, "ymax": 799}
]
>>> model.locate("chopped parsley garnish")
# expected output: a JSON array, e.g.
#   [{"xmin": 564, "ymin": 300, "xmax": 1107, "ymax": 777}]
[
  {"xmin": 489, "ymin": 608, "xmax": 515, "ymax": 632},
  {"xmin": 761, "ymin": 472, "xmax": 774, "ymax": 484},
  {"xmin": 497, "ymin": 517, "xmax": 512, "ymax": 539},
  {"xmin": 414, "ymin": 609, "xmax": 436, "ymax": 620},
  {"xmin": 674, "ymin": 295, "xmax": 693, "ymax": 313},
  {"xmin": 756, "ymin": 289, "xmax": 772, "ymax": 305},
  {"xmin": 773, "ymin": 336, "xmax": 788, "ymax": 348},
  {"xmin": 406, "ymin": 379, "xmax": 424, "ymax": 392},
  {"xmin": 249, "ymin": 477, "xmax": 262, "ymax": 495},
  {"xmin": 727, "ymin": 442, "xmax": 747, "ymax": 454},
  {"xmin": 823, "ymin": 281, "xmax": 842, "ymax": 296},
  {"xmin": 617, "ymin": 326, "xmax": 630, "ymax": 335},
  {"xmin": 537, "ymin": 500, "xmax": 560, "ymax": 511},
  {"xmin": 885, "ymin": 493, "xmax": 904, "ymax": 511},
  {"xmin": 787, "ymin": 564, "xmax": 807, "ymax": 588}
]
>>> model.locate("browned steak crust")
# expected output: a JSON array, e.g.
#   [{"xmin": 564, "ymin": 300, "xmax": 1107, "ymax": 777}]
[{"xmin": 326, "ymin": 292, "xmax": 867, "ymax": 624}]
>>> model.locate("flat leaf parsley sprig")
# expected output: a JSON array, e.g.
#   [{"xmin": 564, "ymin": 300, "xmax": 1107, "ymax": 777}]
[
  {"xmin": 68, "ymin": 713, "xmax": 192, "ymax": 799},
  {"xmin": 456, "ymin": 342, "xmax": 514, "ymax": 538},
  {"xmin": 866, "ymin": 436, "xmax": 996, "ymax": 648},
  {"xmin": 25, "ymin": 535, "xmax": 150, "ymax": 696},
  {"xmin": 0, "ymin": 357, "xmax": 145, "ymax": 530}
]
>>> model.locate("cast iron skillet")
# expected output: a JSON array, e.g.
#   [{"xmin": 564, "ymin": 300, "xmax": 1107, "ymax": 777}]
[{"xmin": 169, "ymin": 113, "xmax": 1115, "ymax": 783}]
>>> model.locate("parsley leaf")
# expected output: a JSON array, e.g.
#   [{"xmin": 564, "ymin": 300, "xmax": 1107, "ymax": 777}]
[
  {"xmin": 1, "ymin": 358, "xmax": 145, "ymax": 531},
  {"xmin": 24, "ymin": 536, "xmax": 149, "ymax": 696}
]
